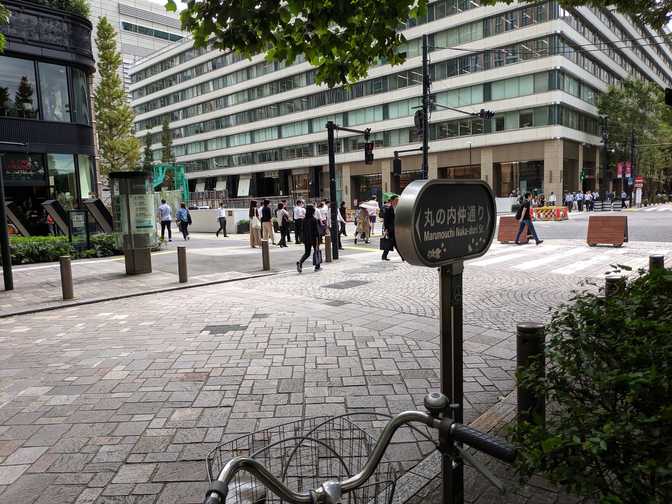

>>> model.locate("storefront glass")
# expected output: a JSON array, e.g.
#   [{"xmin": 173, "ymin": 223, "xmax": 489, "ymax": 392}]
[
  {"xmin": 439, "ymin": 165, "xmax": 481, "ymax": 179},
  {"xmin": 72, "ymin": 68, "xmax": 90, "ymax": 125},
  {"xmin": 78, "ymin": 155, "xmax": 94, "ymax": 198},
  {"xmin": 48, "ymin": 153, "xmax": 76, "ymax": 209},
  {"xmin": 494, "ymin": 161, "xmax": 544, "ymax": 196},
  {"xmin": 39, "ymin": 63, "xmax": 70, "ymax": 122},
  {"xmin": 0, "ymin": 56, "xmax": 38, "ymax": 118}
]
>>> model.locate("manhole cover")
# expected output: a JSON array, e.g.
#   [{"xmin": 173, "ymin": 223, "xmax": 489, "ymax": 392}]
[
  {"xmin": 202, "ymin": 324, "xmax": 248, "ymax": 334},
  {"xmin": 323, "ymin": 280, "xmax": 370, "ymax": 290},
  {"xmin": 324, "ymin": 300, "xmax": 348, "ymax": 307}
]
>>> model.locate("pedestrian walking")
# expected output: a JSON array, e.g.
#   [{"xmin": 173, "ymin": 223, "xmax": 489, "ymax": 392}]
[
  {"xmin": 354, "ymin": 205, "xmax": 371, "ymax": 244},
  {"xmin": 621, "ymin": 190, "xmax": 628, "ymax": 209},
  {"xmin": 296, "ymin": 204, "xmax": 322, "ymax": 273},
  {"xmin": 281, "ymin": 200, "xmax": 291, "ymax": 243},
  {"xmin": 293, "ymin": 199, "xmax": 305, "ymax": 244},
  {"xmin": 515, "ymin": 193, "xmax": 543, "ymax": 245},
  {"xmin": 368, "ymin": 195, "xmax": 379, "ymax": 234},
  {"xmin": 260, "ymin": 199, "xmax": 275, "ymax": 244},
  {"xmin": 158, "ymin": 199, "xmax": 173, "ymax": 242},
  {"xmin": 339, "ymin": 201, "xmax": 347, "ymax": 237},
  {"xmin": 249, "ymin": 200, "xmax": 262, "ymax": 248},
  {"xmin": 576, "ymin": 191, "xmax": 584, "ymax": 211},
  {"xmin": 584, "ymin": 191, "xmax": 593, "ymax": 211},
  {"xmin": 216, "ymin": 202, "xmax": 228, "ymax": 237},
  {"xmin": 381, "ymin": 194, "xmax": 402, "ymax": 261},
  {"xmin": 564, "ymin": 192, "xmax": 573, "ymax": 212},
  {"xmin": 548, "ymin": 192, "xmax": 556, "ymax": 206},
  {"xmin": 176, "ymin": 202, "xmax": 191, "ymax": 240},
  {"xmin": 276, "ymin": 202, "xmax": 289, "ymax": 248}
]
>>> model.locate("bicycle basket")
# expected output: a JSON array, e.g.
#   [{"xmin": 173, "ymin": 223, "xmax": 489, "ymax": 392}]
[{"xmin": 206, "ymin": 415, "xmax": 398, "ymax": 504}]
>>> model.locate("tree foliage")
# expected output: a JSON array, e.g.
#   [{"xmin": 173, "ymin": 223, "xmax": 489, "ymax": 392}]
[
  {"xmin": 142, "ymin": 133, "xmax": 153, "ymax": 171},
  {"xmin": 160, "ymin": 118, "xmax": 174, "ymax": 163},
  {"xmin": 94, "ymin": 17, "xmax": 140, "ymax": 175},
  {"xmin": 598, "ymin": 79, "xmax": 672, "ymax": 190},
  {"xmin": 0, "ymin": 2, "xmax": 9, "ymax": 53},
  {"xmin": 512, "ymin": 268, "xmax": 672, "ymax": 503},
  {"xmin": 166, "ymin": 0, "xmax": 427, "ymax": 87}
]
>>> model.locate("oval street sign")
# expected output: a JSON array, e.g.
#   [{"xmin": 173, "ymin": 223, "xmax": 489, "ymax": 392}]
[{"xmin": 396, "ymin": 179, "xmax": 496, "ymax": 267}]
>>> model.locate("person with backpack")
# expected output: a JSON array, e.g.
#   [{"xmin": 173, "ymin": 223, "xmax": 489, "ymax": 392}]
[
  {"xmin": 276, "ymin": 202, "xmax": 290, "ymax": 248},
  {"xmin": 176, "ymin": 202, "xmax": 191, "ymax": 240},
  {"xmin": 296, "ymin": 204, "xmax": 321, "ymax": 273},
  {"xmin": 515, "ymin": 193, "xmax": 543, "ymax": 245}
]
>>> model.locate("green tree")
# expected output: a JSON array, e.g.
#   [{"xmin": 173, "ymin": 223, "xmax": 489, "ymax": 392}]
[
  {"xmin": 160, "ymin": 118, "xmax": 174, "ymax": 163},
  {"xmin": 142, "ymin": 132, "xmax": 153, "ymax": 171},
  {"xmin": 14, "ymin": 76, "xmax": 34, "ymax": 117},
  {"xmin": 598, "ymin": 79, "xmax": 671, "ymax": 184},
  {"xmin": 166, "ymin": 0, "xmax": 427, "ymax": 87},
  {"xmin": 0, "ymin": 2, "xmax": 9, "ymax": 53},
  {"xmin": 94, "ymin": 17, "xmax": 140, "ymax": 175}
]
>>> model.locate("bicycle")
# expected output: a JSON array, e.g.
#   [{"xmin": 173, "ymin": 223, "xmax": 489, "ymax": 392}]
[{"xmin": 203, "ymin": 392, "xmax": 516, "ymax": 504}]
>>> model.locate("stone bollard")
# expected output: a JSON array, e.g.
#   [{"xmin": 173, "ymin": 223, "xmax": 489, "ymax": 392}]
[
  {"xmin": 324, "ymin": 235, "xmax": 333, "ymax": 263},
  {"xmin": 59, "ymin": 256, "xmax": 74, "ymax": 300},
  {"xmin": 605, "ymin": 274, "xmax": 626, "ymax": 298},
  {"xmin": 177, "ymin": 246, "xmax": 188, "ymax": 283},
  {"xmin": 517, "ymin": 322, "xmax": 545, "ymax": 427},
  {"xmin": 649, "ymin": 254, "xmax": 665, "ymax": 272},
  {"xmin": 261, "ymin": 240, "xmax": 270, "ymax": 271}
]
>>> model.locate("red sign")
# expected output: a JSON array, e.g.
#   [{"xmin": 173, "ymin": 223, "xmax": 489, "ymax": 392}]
[
  {"xmin": 635, "ymin": 176, "xmax": 644, "ymax": 189},
  {"xmin": 616, "ymin": 162, "xmax": 623, "ymax": 178},
  {"xmin": 625, "ymin": 161, "xmax": 632, "ymax": 178}
]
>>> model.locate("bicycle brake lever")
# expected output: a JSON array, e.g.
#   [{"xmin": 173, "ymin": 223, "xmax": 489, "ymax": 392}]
[{"xmin": 455, "ymin": 445, "xmax": 506, "ymax": 494}]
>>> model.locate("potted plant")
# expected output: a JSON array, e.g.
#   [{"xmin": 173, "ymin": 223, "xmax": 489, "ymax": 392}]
[{"xmin": 237, "ymin": 219, "xmax": 250, "ymax": 234}]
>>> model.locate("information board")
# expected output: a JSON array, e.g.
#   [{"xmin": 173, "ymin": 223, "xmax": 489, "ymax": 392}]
[
  {"xmin": 396, "ymin": 179, "xmax": 496, "ymax": 267},
  {"xmin": 68, "ymin": 209, "xmax": 89, "ymax": 250}
]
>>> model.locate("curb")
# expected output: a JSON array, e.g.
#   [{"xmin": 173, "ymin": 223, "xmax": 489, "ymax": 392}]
[
  {"xmin": 0, "ymin": 271, "xmax": 285, "ymax": 319},
  {"xmin": 394, "ymin": 390, "xmax": 517, "ymax": 504}
]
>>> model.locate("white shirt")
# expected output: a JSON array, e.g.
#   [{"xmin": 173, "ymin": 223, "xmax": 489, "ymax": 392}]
[
  {"xmin": 548, "ymin": 194, "xmax": 556, "ymax": 203},
  {"xmin": 217, "ymin": 207, "xmax": 227, "ymax": 218},
  {"xmin": 158, "ymin": 203, "xmax": 172, "ymax": 221},
  {"xmin": 293, "ymin": 206, "xmax": 305, "ymax": 219}
]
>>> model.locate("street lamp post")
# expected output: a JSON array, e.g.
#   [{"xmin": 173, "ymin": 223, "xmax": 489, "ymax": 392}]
[
  {"xmin": 421, "ymin": 34, "xmax": 430, "ymax": 179},
  {"xmin": 600, "ymin": 116, "xmax": 609, "ymax": 200}
]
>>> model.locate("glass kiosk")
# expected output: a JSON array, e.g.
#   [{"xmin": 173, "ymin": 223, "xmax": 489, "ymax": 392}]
[{"xmin": 110, "ymin": 171, "xmax": 155, "ymax": 275}]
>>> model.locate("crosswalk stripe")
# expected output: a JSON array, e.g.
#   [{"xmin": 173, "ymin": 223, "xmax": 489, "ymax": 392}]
[
  {"xmin": 512, "ymin": 247, "xmax": 586, "ymax": 271},
  {"xmin": 550, "ymin": 249, "xmax": 629, "ymax": 275},
  {"xmin": 470, "ymin": 245, "xmax": 560, "ymax": 267}
]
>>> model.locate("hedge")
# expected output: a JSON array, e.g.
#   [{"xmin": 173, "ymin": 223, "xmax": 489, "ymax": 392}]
[{"xmin": 6, "ymin": 234, "xmax": 122, "ymax": 265}]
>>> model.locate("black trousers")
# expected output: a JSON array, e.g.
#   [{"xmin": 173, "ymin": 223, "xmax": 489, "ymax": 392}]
[
  {"xmin": 179, "ymin": 221, "xmax": 189, "ymax": 239},
  {"xmin": 160, "ymin": 220, "xmax": 172, "ymax": 240},
  {"xmin": 279, "ymin": 223, "xmax": 288, "ymax": 246},
  {"xmin": 299, "ymin": 241, "xmax": 318, "ymax": 265},
  {"xmin": 294, "ymin": 219, "xmax": 303, "ymax": 243},
  {"xmin": 340, "ymin": 221, "xmax": 347, "ymax": 236},
  {"xmin": 216, "ymin": 217, "xmax": 227, "ymax": 236}
]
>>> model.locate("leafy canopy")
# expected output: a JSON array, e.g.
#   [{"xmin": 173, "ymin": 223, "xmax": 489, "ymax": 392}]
[
  {"xmin": 94, "ymin": 17, "xmax": 140, "ymax": 174},
  {"xmin": 0, "ymin": 2, "xmax": 9, "ymax": 53},
  {"xmin": 512, "ymin": 268, "xmax": 672, "ymax": 503},
  {"xmin": 166, "ymin": 0, "xmax": 427, "ymax": 87}
]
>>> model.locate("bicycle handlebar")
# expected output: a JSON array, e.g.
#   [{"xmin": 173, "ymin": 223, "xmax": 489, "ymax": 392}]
[{"xmin": 204, "ymin": 408, "xmax": 516, "ymax": 504}]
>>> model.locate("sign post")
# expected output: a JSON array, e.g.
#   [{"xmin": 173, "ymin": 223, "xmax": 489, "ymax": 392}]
[{"xmin": 396, "ymin": 179, "xmax": 496, "ymax": 504}]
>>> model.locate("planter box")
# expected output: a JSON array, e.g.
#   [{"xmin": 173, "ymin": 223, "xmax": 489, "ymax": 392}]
[{"xmin": 237, "ymin": 222, "xmax": 250, "ymax": 234}]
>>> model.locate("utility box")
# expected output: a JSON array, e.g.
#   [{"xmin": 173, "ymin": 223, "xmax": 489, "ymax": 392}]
[{"xmin": 110, "ymin": 171, "xmax": 155, "ymax": 275}]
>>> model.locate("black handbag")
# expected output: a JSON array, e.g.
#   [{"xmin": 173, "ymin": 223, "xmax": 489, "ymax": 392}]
[
  {"xmin": 380, "ymin": 234, "xmax": 393, "ymax": 251},
  {"xmin": 312, "ymin": 248, "xmax": 322, "ymax": 266}
]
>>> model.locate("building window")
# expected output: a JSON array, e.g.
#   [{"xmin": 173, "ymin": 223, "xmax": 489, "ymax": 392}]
[
  {"xmin": 519, "ymin": 110, "xmax": 534, "ymax": 128},
  {"xmin": 71, "ymin": 68, "xmax": 90, "ymax": 125},
  {"xmin": 77, "ymin": 155, "xmax": 94, "ymax": 198},
  {"xmin": 0, "ymin": 56, "xmax": 38, "ymax": 118},
  {"xmin": 39, "ymin": 63, "xmax": 70, "ymax": 122},
  {"xmin": 48, "ymin": 154, "xmax": 76, "ymax": 210}
]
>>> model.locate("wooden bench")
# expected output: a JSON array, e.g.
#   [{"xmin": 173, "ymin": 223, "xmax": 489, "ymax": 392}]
[
  {"xmin": 587, "ymin": 216, "xmax": 629, "ymax": 247},
  {"xmin": 498, "ymin": 216, "xmax": 529, "ymax": 244}
]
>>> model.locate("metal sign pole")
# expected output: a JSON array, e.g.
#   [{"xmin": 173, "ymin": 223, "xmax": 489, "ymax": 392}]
[
  {"xmin": 439, "ymin": 261, "xmax": 464, "ymax": 504},
  {"xmin": 327, "ymin": 121, "xmax": 339, "ymax": 260},
  {"xmin": 0, "ymin": 155, "xmax": 13, "ymax": 291}
]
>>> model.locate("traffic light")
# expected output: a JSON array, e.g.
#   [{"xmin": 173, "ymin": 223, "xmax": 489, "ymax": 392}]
[
  {"xmin": 478, "ymin": 109, "xmax": 495, "ymax": 119},
  {"xmin": 414, "ymin": 109, "xmax": 425, "ymax": 136},
  {"xmin": 666, "ymin": 88, "xmax": 672, "ymax": 107},
  {"xmin": 364, "ymin": 142, "xmax": 374, "ymax": 164},
  {"xmin": 393, "ymin": 155, "xmax": 402, "ymax": 176}
]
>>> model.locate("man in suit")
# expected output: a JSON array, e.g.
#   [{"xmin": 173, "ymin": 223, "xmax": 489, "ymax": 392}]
[{"xmin": 382, "ymin": 194, "xmax": 401, "ymax": 261}]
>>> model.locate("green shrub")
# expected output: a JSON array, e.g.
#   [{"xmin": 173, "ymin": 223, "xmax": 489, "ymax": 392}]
[
  {"xmin": 9, "ymin": 236, "xmax": 73, "ymax": 264},
  {"xmin": 89, "ymin": 233, "xmax": 121, "ymax": 257},
  {"xmin": 512, "ymin": 268, "xmax": 672, "ymax": 503},
  {"xmin": 26, "ymin": 0, "xmax": 90, "ymax": 17}
]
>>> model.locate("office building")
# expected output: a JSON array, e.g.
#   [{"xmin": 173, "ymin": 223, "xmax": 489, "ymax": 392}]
[
  {"xmin": 89, "ymin": 0, "xmax": 184, "ymax": 90},
  {"xmin": 0, "ymin": 0, "xmax": 96, "ymax": 234},
  {"xmin": 130, "ymin": 1, "xmax": 672, "ymax": 204}
]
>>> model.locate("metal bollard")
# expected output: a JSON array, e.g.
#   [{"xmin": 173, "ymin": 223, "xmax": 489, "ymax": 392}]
[
  {"xmin": 649, "ymin": 254, "xmax": 665, "ymax": 272},
  {"xmin": 517, "ymin": 322, "xmax": 545, "ymax": 427},
  {"xmin": 261, "ymin": 239, "xmax": 270, "ymax": 271},
  {"xmin": 605, "ymin": 274, "xmax": 626, "ymax": 298},
  {"xmin": 59, "ymin": 255, "xmax": 74, "ymax": 300},
  {"xmin": 177, "ymin": 246, "xmax": 188, "ymax": 283},
  {"xmin": 324, "ymin": 235, "xmax": 333, "ymax": 263}
]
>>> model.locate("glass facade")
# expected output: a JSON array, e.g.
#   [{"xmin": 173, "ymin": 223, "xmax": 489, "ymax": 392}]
[
  {"xmin": 39, "ymin": 63, "xmax": 71, "ymax": 122},
  {"xmin": 48, "ymin": 153, "xmax": 77, "ymax": 210},
  {"xmin": 0, "ymin": 56, "xmax": 39, "ymax": 118}
]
